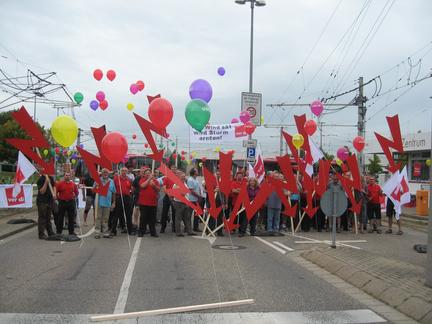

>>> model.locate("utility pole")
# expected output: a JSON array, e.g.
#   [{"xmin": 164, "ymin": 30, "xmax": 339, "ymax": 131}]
[
  {"xmin": 426, "ymin": 109, "xmax": 432, "ymax": 287},
  {"xmin": 77, "ymin": 128, "xmax": 82, "ymax": 147},
  {"xmin": 175, "ymin": 136, "xmax": 178, "ymax": 168},
  {"xmin": 279, "ymin": 127, "xmax": 284, "ymax": 156},
  {"xmin": 357, "ymin": 77, "xmax": 367, "ymax": 174}
]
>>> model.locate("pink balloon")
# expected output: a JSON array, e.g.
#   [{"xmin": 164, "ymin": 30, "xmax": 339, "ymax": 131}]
[
  {"xmin": 336, "ymin": 147, "xmax": 349, "ymax": 161},
  {"xmin": 231, "ymin": 118, "xmax": 239, "ymax": 124},
  {"xmin": 130, "ymin": 84, "xmax": 139, "ymax": 95},
  {"xmin": 239, "ymin": 111, "xmax": 251, "ymax": 124},
  {"xmin": 96, "ymin": 91, "xmax": 105, "ymax": 102},
  {"xmin": 310, "ymin": 100, "xmax": 324, "ymax": 117}
]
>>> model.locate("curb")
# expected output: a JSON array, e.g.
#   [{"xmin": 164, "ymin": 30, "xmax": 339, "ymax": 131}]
[
  {"xmin": 302, "ymin": 249, "xmax": 432, "ymax": 323},
  {"xmin": 0, "ymin": 223, "xmax": 36, "ymax": 240}
]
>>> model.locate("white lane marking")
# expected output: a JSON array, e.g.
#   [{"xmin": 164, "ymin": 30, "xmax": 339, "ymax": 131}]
[
  {"xmin": 114, "ymin": 237, "xmax": 142, "ymax": 314},
  {"xmin": 272, "ymin": 241, "xmax": 294, "ymax": 252},
  {"xmin": 295, "ymin": 240, "xmax": 367, "ymax": 244},
  {"xmin": 290, "ymin": 234, "xmax": 363, "ymax": 250},
  {"xmin": 0, "ymin": 310, "xmax": 386, "ymax": 323},
  {"xmin": 254, "ymin": 236, "xmax": 286, "ymax": 255}
]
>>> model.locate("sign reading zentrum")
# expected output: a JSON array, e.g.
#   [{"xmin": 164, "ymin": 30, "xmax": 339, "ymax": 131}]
[{"xmin": 241, "ymin": 92, "xmax": 262, "ymax": 126}]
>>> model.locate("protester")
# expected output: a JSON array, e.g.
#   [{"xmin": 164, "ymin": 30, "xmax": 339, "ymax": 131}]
[
  {"xmin": 137, "ymin": 168, "xmax": 160, "ymax": 237},
  {"xmin": 112, "ymin": 167, "xmax": 134, "ymax": 236},
  {"xmin": 82, "ymin": 173, "xmax": 95, "ymax": 226},
  {"xmin": 239, "ymin": 177, "xmax": 260, "ymax": 237},
  {"xmin": 326, "ymin": 172, "xmax": 343, "ymax": 233},
  {"xmin": 172, "ymin": 171, "xmax": 196, "ymax": 236},
  {"xmin": 55, "ymin": 171, "xmax": 79, "ymax": 235},
  {"xmin": 94, "ymin": 168, "xmax": 116, "ymax": 239},
  {"xmin": 230, "ymin": 171, "xmax": 245, "ymax": 233},
  {"xmin": 266, "ymin": 172, "xmax": 282, "ymax": 234},
  {"xmin": 207, "ymin": 176, "xmax": 225, "ymax": 237},
  {"xmin": 357, "ymin": 175, "xmax": 369, "ymax": 234},
  {"xmin": 367, "ymin": 177, "xmax": 383, "ymax": 234},
  {"xmin": 386, "ymin": 198, "xmax": 403, "ymax": 235},
  {"xmin": 187, "ymin": 168, "xmax": 202, "ymax": 232},
  {"xmin": 36, "ymin": 171, "xmax": 56, "ymax": 239},
  {"xmin": 132, "ymin": 167, "xmax": 145, "ymax": 230},
  {"xmin": 160, "ymin": 164, "xmax": 177, "ymax": 233}
]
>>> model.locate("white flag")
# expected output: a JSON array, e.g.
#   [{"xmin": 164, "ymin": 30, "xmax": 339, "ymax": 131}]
[
  {"xmin": 13, "ymin": 151, "xmax": 37, "ymax": 197},
  {"xmin": 248, "ymin": 163, "xmax": 255, "ymax": 179},
  {"xmin": 382, "ymin": 166, "xmax": 410, "ymax": 220},
  {"xmin": 305, "ymin": 136, "xmax": 324, "ymax": 176}
]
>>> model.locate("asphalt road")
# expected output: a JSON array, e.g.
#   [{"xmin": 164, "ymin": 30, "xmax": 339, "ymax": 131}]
[{"xmin": 0, "ymin": 218, "xmax": 401, "ymax": 323}]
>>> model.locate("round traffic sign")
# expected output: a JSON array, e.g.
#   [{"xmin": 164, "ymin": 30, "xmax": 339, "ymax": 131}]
[{"xmin": 320, "ymin": 186, "xmax": 348, "ymax": 217}]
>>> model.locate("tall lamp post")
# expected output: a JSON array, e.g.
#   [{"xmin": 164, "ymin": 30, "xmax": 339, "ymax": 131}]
[{"xmin": 235, "ymin": 0, "xmax": 266, "ymax": 93}]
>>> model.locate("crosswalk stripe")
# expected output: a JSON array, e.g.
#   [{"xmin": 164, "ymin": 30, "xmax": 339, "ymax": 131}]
[{"xmin": 272, "ymin": 241, "xmax": 294, "ymax": 251}]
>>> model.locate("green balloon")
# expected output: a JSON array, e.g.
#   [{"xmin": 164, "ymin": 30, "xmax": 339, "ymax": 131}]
[
  {"xmin": 185, "ymin": 99, "xmax": 211, "ymax": 132},
  {"xmin": 74, "ymin": 92, "xmax": 84, "ymax": 104}
]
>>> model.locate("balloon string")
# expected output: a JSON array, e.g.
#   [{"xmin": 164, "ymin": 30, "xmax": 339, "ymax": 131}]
[{"xmin": 117, "ymin": 165, "xmax": 131, "ymax": 250}]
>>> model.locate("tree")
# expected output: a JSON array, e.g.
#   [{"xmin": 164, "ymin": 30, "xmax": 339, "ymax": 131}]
[
  {"xmin": 322, "ymin": 150, "xmax": 335, "ymax": 161},
  {"xmin": 367, "ymin": 154, "xmax": 383, "ymax": 176},
  {"xmin": 0, "ymin": 110, "xmax": 50, "ymax": 163}
]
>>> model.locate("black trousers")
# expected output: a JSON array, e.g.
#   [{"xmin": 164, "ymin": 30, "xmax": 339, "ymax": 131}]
[
  {"xmin": 57, "ymin": 200, "xmax": 76, "ymax": 234},
  {"xmin": 37, "ymin": 202, "xmax": 54, "ymax": 236},
  {"xmin": 139, "ymin": 205, "xmax": 157, "ymax": 235},
  {"xmin": 239, "ymin": 212, "xmax": 257, "ymax": 234},
  {"xmin": 208, "ymin": 211, "xmax": 224, "ymax": 235},
  {"xmin": 161, "ymin": 194, "xmax": 175, "ymax": 230},
  {"xmin": 193, "ymin": 198, "xmax": 205, "ymax": 230},
  {"xmin": 112, "ymin": 196, "xmax": 133, "ymax": 234}
]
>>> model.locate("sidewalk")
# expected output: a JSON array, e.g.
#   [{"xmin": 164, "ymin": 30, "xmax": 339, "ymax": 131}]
[
  {"xmin": 301, "ymin": 225, "xmax": 432, "ymax": 323},
  {"xmin": 0, "ymin": 210, "xmax": 38, "ymax": 240}
]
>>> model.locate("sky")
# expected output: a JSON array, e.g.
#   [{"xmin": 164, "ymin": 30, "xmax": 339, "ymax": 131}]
[{"xmin": 0, "ymin": 0, "xmax": 431, "ymax": 158}]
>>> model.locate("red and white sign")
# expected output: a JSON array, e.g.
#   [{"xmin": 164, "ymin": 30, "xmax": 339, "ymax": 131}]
[
  {"xmin": 13, "ymin": 151, "xmax": 37, "ymax": 197},
  {"xmin": 190, "ymin": 123, "xmax": 247, "ymax": 143},
  {"xmin": 0, "ymin": 184, "xmax": 33, "ymax": 208},
  {"xmin": 413, "ymin": 162, "xmax": 422, "ymax": 177},
  {"xmin": 241, "ymin": 92, "xmax": 262, "ymax": 126}
]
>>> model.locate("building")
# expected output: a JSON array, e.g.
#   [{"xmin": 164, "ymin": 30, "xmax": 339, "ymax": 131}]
[{"xmin": 366, "ymin": 131, "xmax": 431, "ymax": 194}]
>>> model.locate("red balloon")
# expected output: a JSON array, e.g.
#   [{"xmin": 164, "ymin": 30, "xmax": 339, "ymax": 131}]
[
  {"xmin": 101, "ymin": 132, "xmax": 128, "ymax": 163},
  {"xmin": 181, "ymin": 150, "xmax": 185, "ymax": 155},
  {"xmin": 93, "ymin": 69, "xmax": 103, "ymax": 81},
  {"xmin": 132, "ymin": 134, "xmax": 137, "ymax": 140},
  {"xmin": 181, "ymin": 156, "xmax": 185, "ymax": 161},
  {"xmin": 304, "ymin": 120, "xmax": 317, "ymax": 136},
  {"xmin": 136, "ymin": 80, "xmax": 145, "ymax": 91},
  {"xmin": 353, "ymin": 136, "xmax": 365, "ymax": 152},
  {"xmin": 148, "ymin": 98, "xmax": 173, "ymax": 129},
  {"xmin": 244, "ymin": 121, "xmax": 256, "ymax": 135},
  {"xmin": 55, "ymin": 147, "xmax": 60, "ymax": 153},
  {"xmin": 100, "ymin": 100, "xmax": 108, "ymax": 110},
  {"xmin": 172, "ymin": 153, "xmax": 177, "ymax": 159},
  {"xmin": 106, "ymin": 69, "xmax": 116, "ymax": 81},
  {"xmin": 144, "ymin": 143, "xmax": 149, "ymax": 148}
]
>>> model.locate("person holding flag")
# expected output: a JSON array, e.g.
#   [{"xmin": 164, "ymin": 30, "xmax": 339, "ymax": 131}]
[{"xmin": 36, "ymin": 166, "xmax": 56, "ymax": 239}]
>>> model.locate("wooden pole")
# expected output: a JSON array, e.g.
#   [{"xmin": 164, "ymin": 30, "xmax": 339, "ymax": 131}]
[{"xmin": 90, "ymin": 299, "xmax": 255, "ymax": 322}]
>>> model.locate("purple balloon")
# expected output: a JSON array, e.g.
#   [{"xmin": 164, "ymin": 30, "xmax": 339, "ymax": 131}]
[
  {"xmin": 79, "ymin": 144, "xmax": 84, "ymax": 148},
  {"xmin": 71, "ymin": 153, "xmax": 77, "ymax": 159},
  {"xmin": 90, "ymin": 100, "xmax": 99, "ymax": 110},
  {"xmin": 189, "ymin": 79, "xmax": 213, "ymax": 103},
  {"xmin": 217, "ymin": 67, "xmax": 225, "ymax": 76}
]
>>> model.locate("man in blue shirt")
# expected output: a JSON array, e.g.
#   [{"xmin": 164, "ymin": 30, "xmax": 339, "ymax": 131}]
[
  {"xmin": 94, "ymin": 168, "xmax": 116, "ymax": 238},
  {"xmin": 187, "ymin": 168, "xmax": 201, "ymax": 232}
]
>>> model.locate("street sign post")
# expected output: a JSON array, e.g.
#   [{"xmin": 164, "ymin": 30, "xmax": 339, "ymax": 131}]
[
  {"xmin": 243, "ymin": 139, "xmax": 258, "ymax": 148},
  {"xmin": 241, "ymin": 92, "xmax": 262, "ymax": 126},
  {"xmin": 320, "ymin": 185, "xmax": 348, "ymax": 248}
]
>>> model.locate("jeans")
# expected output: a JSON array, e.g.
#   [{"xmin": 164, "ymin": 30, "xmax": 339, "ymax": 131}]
[{"xmin": 267, "ymin": 207, "xmax": 281, "ymax": 232}]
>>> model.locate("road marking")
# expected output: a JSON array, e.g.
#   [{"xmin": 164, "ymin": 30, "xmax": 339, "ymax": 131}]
[
  {"xmin": 254, "ymin": 236, "xmax": 286, "ymax": 254},
  {"xmin": 114, "ymin": 237, "xmax": 142, "ymax": 314},
  {"xmin": 272, "ymin": 241, "xmax": 294, "ymax": 251},
  {"xmin": 0, "ymin": 310, "xmax": 386, "ymax": 323},
  {"xmin": 290, "ymin": 234, "xmax": 363, "ymax": 250}
]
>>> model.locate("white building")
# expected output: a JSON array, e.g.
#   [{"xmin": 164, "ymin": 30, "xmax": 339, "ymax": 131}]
[{"xmin": 366, "ymin": 131, "xmax": 431, "ymax": 194}]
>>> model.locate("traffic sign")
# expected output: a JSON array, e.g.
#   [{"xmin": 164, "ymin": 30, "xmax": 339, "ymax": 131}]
[
  {"xmin": 243, "ymin": 139, "xmax": 257, "ymax": 148},
  {"xmin": 247, "ymin": 147, "xmax": 256, "ymax": 159},
  {"xmin": 241, "ymin": 92, "xmax": 262, "ymax": 126},
  {"xmin": 320, "ymin": 185, "xmax": 348, "ymax": 218}
]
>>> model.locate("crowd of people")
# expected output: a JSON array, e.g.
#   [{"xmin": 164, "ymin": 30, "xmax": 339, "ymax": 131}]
[{"xmin": 35, "ymin": 164, "xmax": 402, "ymax": 240}]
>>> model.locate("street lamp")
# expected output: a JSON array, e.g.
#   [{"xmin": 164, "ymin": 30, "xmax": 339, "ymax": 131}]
[{"xmin": 235, "ymin": 0, "xmax": 266, "ymax": 93}]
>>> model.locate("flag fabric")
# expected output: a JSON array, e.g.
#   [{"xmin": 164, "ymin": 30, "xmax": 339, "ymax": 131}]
[
  {"xmin": 248, "ymin": 163, "xmax": 255, "ymax": 180},
  {"xmin": 13, "ymin": 151, "xmax": 37, "ymax": 197},
  {"xmin": 382, "ymin": 166, "xmax": 410, "ymax": 220},
  {"xmin": 305, "ymin": 136, "xmax": 324, "ymax": 176},
  {"xmin": 253, "ymin": 146, "xmax": 265, "ymax": 183}
]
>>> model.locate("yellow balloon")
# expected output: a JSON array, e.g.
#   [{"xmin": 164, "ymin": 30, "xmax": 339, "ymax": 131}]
[
  {"xmin": 67, "ymin": 151, "xmax": 72, "ymax": 156},
  {"xmin": 191, "ymin": 151, "xmax": 196, "ymax": 157},
  {"xmin": 127, "ymin": 103, "xmax": 134, "ymax": 111},
  {"xmin": 336, "ymin": 158, "xmax": 343, "ymax": 166},
  {"xmin": 215, "ymin": 146, "xmax": 221, "ymax": 153},
  {"xmin": 199, "ymin": 162, "xmax": 203, "ymax": 167},
  {"xmin": 260, "ymin": 116, "xmax": 264, "ymax": 124},
  {"xmin": 71, "ymin": 159, "xmax": 76, "ymax": 164},
  {"xmin": 43, "ymin": 149, "xmax": 49, "ymax": 155},
  {"xmin": 51, "ymin": 115, "xmax": 78, "ymax": 148},
  {"xmin": 426, "ymin": 159, "xmax": 432, "ymax": 167},
  {"xmin": 292, "ymin": 133, "xmax": 304, "ymax": 149}
]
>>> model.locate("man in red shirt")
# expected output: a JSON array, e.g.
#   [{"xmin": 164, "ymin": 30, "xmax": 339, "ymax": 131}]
[
  {"xmin": 160, "ymin": 164, "xmax": 177, "ymax": 233},
  {"xmin": 112, "ymin": 167, "xmax": 134, "ymax": 236},
  {"xmin": 367, "ymin": 177, "xmax": 382, "ymax": 233},
  {"xmin": 138, "ymin": 168, "xmax": 160, "ymax": 237},
  {"xmin": 56, "ymin": 172, "xmax": 79, "ymax": 235},
  {"xmin": 230, "ymin": 171, "xmax": 245, "ymax": 232}
]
